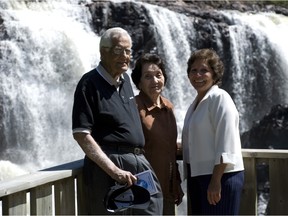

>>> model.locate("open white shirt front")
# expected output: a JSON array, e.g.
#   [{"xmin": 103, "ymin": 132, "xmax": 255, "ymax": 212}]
[{"xmin": 182, "ymin": 85, "xmax": 244, "ymax": 177}]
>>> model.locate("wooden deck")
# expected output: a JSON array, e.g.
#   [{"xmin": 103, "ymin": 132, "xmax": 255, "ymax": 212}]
[{"xmin": 0, "ymin": 149, "xmax": 288, "ymax": 215}]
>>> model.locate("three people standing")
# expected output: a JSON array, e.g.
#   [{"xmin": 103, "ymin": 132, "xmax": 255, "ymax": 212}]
[{"xmin": 72, "ymin": 26, "xmax": 244, "ymax": 215}]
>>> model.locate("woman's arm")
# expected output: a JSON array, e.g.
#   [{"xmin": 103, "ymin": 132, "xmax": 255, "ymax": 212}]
[{"xmin": 207, "ymin": 159, "xmax": 227, "ymax": 205}]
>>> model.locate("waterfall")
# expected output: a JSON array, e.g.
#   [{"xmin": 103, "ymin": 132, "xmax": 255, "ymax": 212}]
[
  {"xmin": 222, "ymin": 11, "xmax": 288, "ymax": 132},
  {"xmin": 0, "ymin": 0, "xmax": 99, "ymax": 174}
]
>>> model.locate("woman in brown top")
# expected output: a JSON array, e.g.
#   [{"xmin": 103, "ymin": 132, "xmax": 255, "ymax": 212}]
[{"xmin": 131, "ymin": 53, "xmax": 184, "ymax": 215}]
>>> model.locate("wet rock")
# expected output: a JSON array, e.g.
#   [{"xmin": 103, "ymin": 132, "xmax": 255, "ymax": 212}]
[{"xmin": 241, "ymin": 104, "xmax": 288, "ymax": 149}]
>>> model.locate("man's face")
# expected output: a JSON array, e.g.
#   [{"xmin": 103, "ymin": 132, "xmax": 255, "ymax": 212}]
[{"xmin": 101, "ymin": 35, "xmax": 132, "ymax": 79}]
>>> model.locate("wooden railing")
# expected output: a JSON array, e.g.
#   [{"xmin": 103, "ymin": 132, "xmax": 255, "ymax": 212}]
[
  {"xmin": 0, "ymin": 149, "xmax": 288, "ymax": 215},
  {"xmin": 240, "ymin": 149, "xmax": 288, "ymax": 215},
  {"xmin": 0, "ymin": 160, "xmax": 85, "ymax": 215}
]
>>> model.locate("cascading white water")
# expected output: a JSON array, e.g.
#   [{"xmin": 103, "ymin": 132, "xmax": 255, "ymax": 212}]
[
  {"xmin": 0, "ymin": 0, "xmax": 288, "ymax": 181},
  {"xmin": 0, "ymin": 0, "xmax": 99, "ymax": 175},
  {"xmin": 222, "ymin": 11, "xmax": 288, "ymax": 132}
]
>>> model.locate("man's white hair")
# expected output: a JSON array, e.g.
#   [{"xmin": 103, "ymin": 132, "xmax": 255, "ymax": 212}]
[{"xmin": 99, "ymin": 27, "xmax": 132, "ymax": 49}]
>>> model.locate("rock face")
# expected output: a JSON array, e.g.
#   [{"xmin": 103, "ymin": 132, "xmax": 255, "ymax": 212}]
[
  {"xmin": 148, "ymin": 0, "xmax": 288, "ymax": 15},
  {"xmin": 88, "ymin": 1, "xmax": 158, "ymax": 60},
  {"xmin": 87, "ymin": 0, "xmax": 288, "ymax": 61},
  {"xmin": 241, "ymin": 104, "xmax": 288, "ymax": 149}
]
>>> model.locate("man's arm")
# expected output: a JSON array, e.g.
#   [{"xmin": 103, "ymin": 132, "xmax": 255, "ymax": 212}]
[{"xmin": 73, "ymin": 132, "xmax": 137, "ymax": 186}]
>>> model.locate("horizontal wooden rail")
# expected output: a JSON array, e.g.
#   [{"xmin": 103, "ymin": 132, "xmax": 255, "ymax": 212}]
[
  {"xmin": 0, "ymin": 159, "xmax": 83, "ymax": 198},
  {"xmin": 0, "ymin": 149, "xmax": 288, "ymax": 215},
  {"xmin": 0, "ymin": 159, "xmax": 84, "ymax": 215},
  {"xmin": 242, "ymin": 148, "xmax": 288, "ymax": 159}
]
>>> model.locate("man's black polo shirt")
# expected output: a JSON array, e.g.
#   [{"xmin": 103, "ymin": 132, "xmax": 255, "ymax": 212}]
[{"xmin": 72, "ymin": 67, "xmax": 145, "ymax": 148}]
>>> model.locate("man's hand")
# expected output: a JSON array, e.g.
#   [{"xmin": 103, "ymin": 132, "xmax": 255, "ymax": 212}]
[{"xmin": 112, "ymin": 169, "xmax": 137, "ymax": 186}]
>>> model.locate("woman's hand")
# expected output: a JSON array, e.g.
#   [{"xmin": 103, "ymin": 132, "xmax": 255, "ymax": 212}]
[
  {"xmin": 175, "ymin": 182, "xmax": 184, "ymax": 205},
  {"xmin": 207, "ymin": 179, "xmax": 221, "ymax": 205},
  {"xmin": 207, "ymin": 162, "xmax": 227, "ymax": 205}
]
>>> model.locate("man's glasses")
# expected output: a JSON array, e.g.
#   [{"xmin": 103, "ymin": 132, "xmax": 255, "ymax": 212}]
[{"xmin": 104, "ymin": 46, "xmax": 132, "ymax": 56}]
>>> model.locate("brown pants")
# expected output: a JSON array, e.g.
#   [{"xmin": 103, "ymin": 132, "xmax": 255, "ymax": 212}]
[{"xmin": 163, "ymin": 197, "xmax": 176, "ymax": 215}]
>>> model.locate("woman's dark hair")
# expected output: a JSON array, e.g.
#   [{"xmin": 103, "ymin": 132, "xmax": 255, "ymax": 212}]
[
  {"xmin": 131, "ymin": 53, "xmax": 167, "ymax": 90},
  {"xmin": 187, "ymin": 49, "xmax": 224, "ymax": 86}
]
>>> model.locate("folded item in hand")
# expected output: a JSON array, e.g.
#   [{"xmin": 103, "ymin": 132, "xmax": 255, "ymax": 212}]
[{"xmin": 104, "ymin": 183, "xmax": 150, "ymax": 213}]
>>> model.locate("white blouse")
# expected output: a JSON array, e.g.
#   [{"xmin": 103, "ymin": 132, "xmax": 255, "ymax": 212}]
[{"xmin": 182, "ymin": 85, "xmax": 244, "ymax": 177}]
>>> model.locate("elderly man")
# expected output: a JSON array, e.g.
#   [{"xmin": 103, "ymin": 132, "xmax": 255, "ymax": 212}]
[{"xmin": 72, "ymin": 27, "xmax": 163, "ymax": 215}]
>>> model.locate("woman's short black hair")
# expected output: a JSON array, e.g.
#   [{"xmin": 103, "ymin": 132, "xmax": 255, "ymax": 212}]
[
  {"xmin": 131, "ymin": 53, "xmax": 167, "ymax": 90},
  {"xmin": 187, "ymin": 48, "xmax": 224, "ymax": 86}
]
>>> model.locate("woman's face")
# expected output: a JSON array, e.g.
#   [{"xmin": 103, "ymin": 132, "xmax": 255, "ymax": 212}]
[
  {"xmin": 188, "ymin": 58, "xmax": 215, "ymax": 97},
  {"xmin": 138, "ymin": 63, "xmax": 165, "ymax": 100}
]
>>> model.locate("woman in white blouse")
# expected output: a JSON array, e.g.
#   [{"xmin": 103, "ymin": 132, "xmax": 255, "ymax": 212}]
[{"xmin": 182, "ymin": 49, "xmax": 244, "ymax": 215}]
